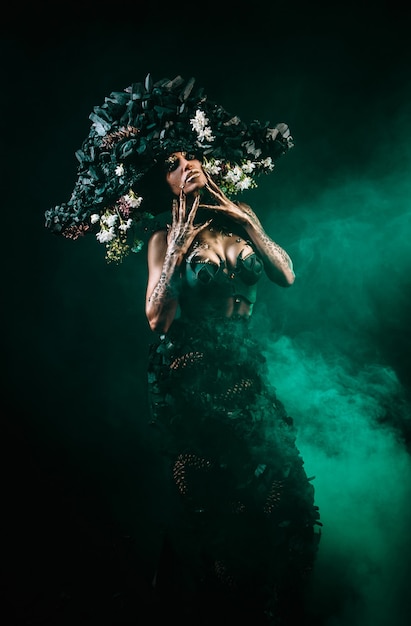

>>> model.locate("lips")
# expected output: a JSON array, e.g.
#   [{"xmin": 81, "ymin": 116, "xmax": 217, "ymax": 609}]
[{"xmin": 185, "ymin": 170, "xmax": 201, "ymax": 184}]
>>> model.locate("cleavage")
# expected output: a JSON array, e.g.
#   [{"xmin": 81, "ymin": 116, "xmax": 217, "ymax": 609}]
[{"xmin": 188, "ymin": 232, "xmax": 254, "ymax": 270}]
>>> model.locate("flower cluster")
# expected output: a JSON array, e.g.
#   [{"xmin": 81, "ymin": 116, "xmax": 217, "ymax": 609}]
[
  {"xmin": 190, "ymin": 109, "xmax": 215, "ymax": 144},
  {"xmin": 90, "ymin": 188, "xmax": 152, "ymax": 264},
  {"xmin": 203, "ymin": 156, "xmax": 275, "ymax": 196},
  {"xmin": 190, "ymin": 108, "xmax": 289, "ymax": 197}
]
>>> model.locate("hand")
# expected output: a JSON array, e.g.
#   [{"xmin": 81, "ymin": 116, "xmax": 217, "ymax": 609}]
[
  {"xmin": 167, "ymin": 190, "xmax": 212, "ymax": 255},
  {"xmin": 200, "ymin": 170, "xmax": 262, "ymax": 229}
]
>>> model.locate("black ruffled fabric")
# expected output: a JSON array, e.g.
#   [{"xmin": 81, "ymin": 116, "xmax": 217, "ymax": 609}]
[
  {"xmin": 147, "ymin": 317, "xmax": 321, "ymax": 624},
  {"xmin": 44, "ymin": 74, "xmax": 293, "ymax": 240}
]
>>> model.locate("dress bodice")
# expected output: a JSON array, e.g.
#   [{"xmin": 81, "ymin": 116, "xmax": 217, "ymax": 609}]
[{"xmin": 179, "ymin": 243, "xmax": 264, "ymax": 319}]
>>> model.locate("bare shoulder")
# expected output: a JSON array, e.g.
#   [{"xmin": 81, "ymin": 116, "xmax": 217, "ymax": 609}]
[
  {"xmin": 148, "ymin": 228, "xmax": 167, "ymax": 247},
  {"xmin": 147, "ymin": 228, "xmax": 168, "ymax": 266}
]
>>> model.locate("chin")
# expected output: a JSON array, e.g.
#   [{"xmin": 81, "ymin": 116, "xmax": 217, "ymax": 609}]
[{"xmin": 186, "ymin": 182, "xmax": 205, "ymax": 194}]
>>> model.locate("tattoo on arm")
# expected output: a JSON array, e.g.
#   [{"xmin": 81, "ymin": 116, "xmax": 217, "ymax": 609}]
[
  {"xmin": 148, "ymin": 253, "xmax": 181, "ymax": 305},
  {"xmin": 258, "ymin": 231, "xmax": 293, "ymax": 270}
]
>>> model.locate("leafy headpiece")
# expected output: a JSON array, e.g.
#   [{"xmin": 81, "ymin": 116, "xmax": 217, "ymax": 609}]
[{"xmin": 44, "ymin": 74, "xmax": 294, "ymax": 263}]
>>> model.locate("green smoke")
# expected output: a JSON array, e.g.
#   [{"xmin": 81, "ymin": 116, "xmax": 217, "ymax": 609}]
[{"xmin": 253, "ymin": 148, "xmax": 411, "ymax": 625}]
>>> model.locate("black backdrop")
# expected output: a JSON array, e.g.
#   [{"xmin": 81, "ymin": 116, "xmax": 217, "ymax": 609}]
[{"xmin": 3, "ymin": 2, "xmax": 411, "ymax": 625}]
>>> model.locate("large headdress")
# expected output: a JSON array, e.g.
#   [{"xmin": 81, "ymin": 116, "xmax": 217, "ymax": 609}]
[{"xmin": 45, "ymin": 74, "xmax": 294, "ymax": 263}]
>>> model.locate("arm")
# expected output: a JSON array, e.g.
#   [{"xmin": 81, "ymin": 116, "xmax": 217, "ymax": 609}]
[
  {"xmin": 200, "ymin": 173, "xmax": 295, "ymax": 287},
  {"xmin": 145, "ymin": 229, "xmax": 181, "ymax": 333},
  {"xmin": 145, "ymin": 193, "xmax": 212, "ymax": 333},
  {"xmin": 240, "ymin": 202, "xmax": 295, "ymax": 286}
]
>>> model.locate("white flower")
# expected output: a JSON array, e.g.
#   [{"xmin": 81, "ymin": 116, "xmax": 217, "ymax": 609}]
[
  {"xmin": 190, "ymin": 109, "xmax": 215, "ymax": 143},
  {"xmin": 115, "ymin": 164, "xmax": 125, "ymax": 176},
  {"xmin": 90, "ymin": 213, "xmax": 100, "ymax": 224},
  {"xmin": 102, "ymin": 213, "xmax": 118, "ymax": 228},
  {"xmin": 190, "ymin": 109, "xmax": 208, "ymax": 131},
  {"xmin": 118, "ymin": 219, "xmax": 133, "ymax": 232},
  {"xmin": 203, "ymin": 159, "xmax": 222, "ymax": 176},
  {"xmin": 260, "ymin": 157, "xmax": 274, "ymax": 170},
  {"xmin": 241, "ymin": 160, "xmax": 256, "ymax": 174},
  {"xmin": 198, "ymin": 126, "xmax": 214, "ymax": 142},
  {"xmin": 236, "ymin": 177, "xmax": 253, "ymax": 191},
  {"xmin": 225, "ymin": 165, "xmax": 243, "ymax": 184},
  {"xmin": 124, "ymin": 193, "xmax": 143, "ymax": 208},
  {"xmin": 96, "ymin": 227, "xmax": 116, "ymax": 243}
]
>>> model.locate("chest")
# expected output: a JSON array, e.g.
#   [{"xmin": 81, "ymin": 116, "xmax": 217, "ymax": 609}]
[{"xmin": 187, "ymin": 228, "xmax": 254, "ymax": 269}]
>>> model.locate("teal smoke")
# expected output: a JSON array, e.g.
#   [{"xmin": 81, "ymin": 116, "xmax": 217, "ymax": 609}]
[{"xmin": 253, "ymin": 149, "xmax": 411, "ymax": 625}]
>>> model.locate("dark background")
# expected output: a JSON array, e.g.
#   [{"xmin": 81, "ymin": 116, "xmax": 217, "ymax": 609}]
[{"xmin": 3, "ymin": 2, "xmax": 411, "ymax": 624}]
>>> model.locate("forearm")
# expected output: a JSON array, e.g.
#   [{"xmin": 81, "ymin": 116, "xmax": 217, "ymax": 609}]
[
  {"xmin": 244, "ymin": 222, "xmax": 295, "ymax": 286},
  {"xmin": 146, "ymin": 249, "xmax": 184, "ymax": 332}
]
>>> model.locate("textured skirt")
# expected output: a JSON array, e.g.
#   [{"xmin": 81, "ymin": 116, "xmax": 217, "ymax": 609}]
[{"xmin": 147, "ymin": 316, "xmax": 321, "ymax": 624}]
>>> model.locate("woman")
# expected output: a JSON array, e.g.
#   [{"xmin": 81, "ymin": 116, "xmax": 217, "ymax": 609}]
[
  {"xmin": 45, "ymin": 74, "xmax": 321, "ymax": 624},
  {"xmin": 145, "ymin": 154, "xmax": 320, "ymax": 625}
]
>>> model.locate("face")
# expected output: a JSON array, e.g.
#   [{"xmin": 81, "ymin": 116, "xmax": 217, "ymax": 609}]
[{"xmin": 165, "ymin": 151, "xmax": 207, "ymax": 196}]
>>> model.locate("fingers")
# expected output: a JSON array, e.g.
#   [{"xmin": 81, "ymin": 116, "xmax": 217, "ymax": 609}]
[
  {"xmin": 204, "ymin": 183, "xmax": 228, "ymax": 207},
  {"xmin": 178, "ymin": 188, "xmax": 186, "ymax": 221},
  {"xmin": 199, "ymin": 202, "xmax": 223, "ymax": 211},
  {"xmin": 178, "ymin": 192, "xmax": 211, "ymax": 235},
  {"xmin": 196, "ymin": 218, "xmax": 213, "ymax": 233},
  {"xmin": 186, "ymin": 193, "xmax": 201, "ymax": 225},
  {"xmin": 204, "ymin": 174, "xmax": 225, "ymax": 199},
  {"xmin": 204, "ymin": 169, "xmax": 219, "ymax": 188},
  {"xmin": 185, "ymin": 170, "xmax": 201, "ymax": 185},
  {"xmin": 172, "ymin": 198, "xmax": 178, "ymax": 225}
]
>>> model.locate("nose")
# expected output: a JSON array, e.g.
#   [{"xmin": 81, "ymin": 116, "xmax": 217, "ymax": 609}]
[{"xmin": 183, "ymin": 159, "xmax": 192, "ymax": 172}]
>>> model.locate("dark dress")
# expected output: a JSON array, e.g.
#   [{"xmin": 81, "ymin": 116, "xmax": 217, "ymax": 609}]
[{"xmin": 147, "ymin": 236, "xmax": 321, "ymax": 625}]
